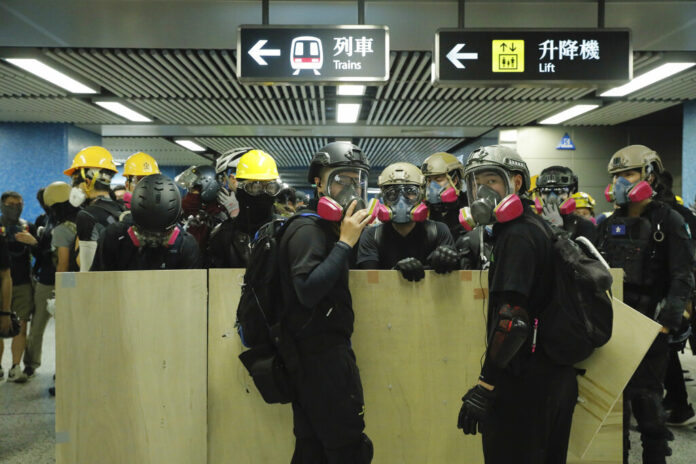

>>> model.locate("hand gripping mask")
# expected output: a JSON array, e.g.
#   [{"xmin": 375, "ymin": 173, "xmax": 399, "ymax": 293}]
[
  {"xmin": 318, "ymin": 196, "xmax": 380, "ymax": 223},
  {"xmin": 426, "ymin": 180, "xmax": 458, "ymax": 204},
  {"xmin": 534, "ymin": 196, "xmax": 576, "ymax": 215},
  {"xmin": 610, "ymin": 177, "xmax": 653, "ymax": 205}
]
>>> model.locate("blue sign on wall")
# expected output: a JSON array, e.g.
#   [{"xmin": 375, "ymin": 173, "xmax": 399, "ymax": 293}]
[{"xmin": 557, "ymin": 133, "xmax": 576, "ymax": 150}]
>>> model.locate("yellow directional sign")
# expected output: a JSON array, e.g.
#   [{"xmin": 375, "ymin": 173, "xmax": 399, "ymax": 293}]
[{"xmin": 492, "ymin": 40, "xmax": 524, "ymax": 72}]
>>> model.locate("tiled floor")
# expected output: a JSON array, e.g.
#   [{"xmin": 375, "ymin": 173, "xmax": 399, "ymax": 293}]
[{"xmin": 1, "ymin": 319, "xmax": 695, "ymax": 463}]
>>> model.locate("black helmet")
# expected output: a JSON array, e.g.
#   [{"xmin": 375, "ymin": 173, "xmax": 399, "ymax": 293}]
[
  {"xmin": 190, "ymin": 165, "xmax": 220, "ymax": 203},
  {"xmin": 131, "ymin": 174, "xmax": 182, "ymax": 233},
  {"xmin": 537, "ymin": 166, "xmax": 578, "ymax": 194},
  {"xmin": 307, "ymin": 141, "xmax": 370, "ymax": 184}
]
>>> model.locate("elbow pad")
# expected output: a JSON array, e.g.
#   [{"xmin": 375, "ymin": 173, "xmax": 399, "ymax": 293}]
[
  {"xmin": 79, "ymin": 241, "xmax": 98, "ymax": 272},
  {"xmin": 487, "ymin": 304, "xmax": 530, "ymax": 369}
]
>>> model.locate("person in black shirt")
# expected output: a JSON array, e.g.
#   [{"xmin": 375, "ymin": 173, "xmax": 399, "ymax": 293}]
[
  {"xmin": 278, "ymin": 141, "xmax": 374, "ymax": 463},
  {"xmin": 206, "ymin": 149, "xmax": 281, "ymax": 268},
  {"xmin": 421, "ymin": 152, "xmax": 469, "ymax": 242},
  {"xmin": 97, "ymin": 175, "xmax": 201, "ymax": 271},
  {"xmin": 357, "ymin": 162, "xmax": 457, "ymax": 281},
  {"xmin": 596, "ymin": 145, "xmax": 694, "ymax": 464},
  {"xmin": 456, "ymin": 145, "xmax": 578, "ymax": 464},
  {"xmin": 534, "ymin": 165, "xmax": 597, "ymax": 242},
  {"xmin": 64, "ymin": 146, "xmax": 124, "ymax": 272},
  {"xmin": 0, "ymin": 191, "xmax": 38, "ymax": 383}
]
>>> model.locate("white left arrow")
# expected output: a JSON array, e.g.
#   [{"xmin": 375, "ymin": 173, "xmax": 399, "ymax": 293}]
[
  {"xmin": 446, "ymin": 43, "xmax": 478, "ymax": 69},
  {"xmin": 248, "ymin": 40, "xmax": 281, "ymax": 66}
]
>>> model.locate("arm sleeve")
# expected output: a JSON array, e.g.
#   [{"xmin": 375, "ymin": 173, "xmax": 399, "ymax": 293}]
[
  {"xmin": 79, "ymin": 241, "xmax": 98, "ymax": 272},
  {"xmin": 488, "ymin": 230, "xmax": 539, "ymax": 297},
  {"xmin": 355, "ymin": 226, "xmax": 380, "ymax": 268},
  {"xmin": 660, "ymin": 210, "xmax": 696, "ymax": 330},
  {"xmin": 290, "ymin": 236, "xmax": 352, "ymax": 309},
  {"xmin": 0, "ymin": 235, "xmax": 9, "ymax": 270}
]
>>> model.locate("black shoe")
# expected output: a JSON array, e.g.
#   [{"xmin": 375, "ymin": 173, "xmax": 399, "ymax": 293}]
[
  {"xmin": 23, "ymin": 366, "xmax": 35, "ymax": 378},
  {"xmin": 666, "ymin": 404, "xmax": 696, "ymax": 426},
  {"xmin": 662, "ymin": 397, "xmax": 677, "ymax": 412},
  {"xmin": 48, "ymin": 386, "xmax": 55, "ymax": 396}
]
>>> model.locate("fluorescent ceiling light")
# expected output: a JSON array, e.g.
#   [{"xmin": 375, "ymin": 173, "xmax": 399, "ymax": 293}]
[
  {"xmin": 175, "ymin": 140, "xmax": 206, "ymax": 152},
  {"xmin": 601, "ymin": 62, "xmax": 696, "ymax": 97},
  {"xmin": 337, "ymin": 103, "xmax": 361, "ymax": 124},
  {"xmin": 337, "ymin": 85, "xmax": 366, "ymax": 96},
  {"xmin": 498, "ymin": 129, "xmax": 518, "ymax": 143},
  {"xmin": 5, "ymin": 58, "xmax": 97, "ymax": 94},
  {"xmin": 539, "ymin": 104, "xmax": 599, "ymax": 125},
  {"xmin": 95, "ymin": 101, "xmax": 151, "ymax": 122}
]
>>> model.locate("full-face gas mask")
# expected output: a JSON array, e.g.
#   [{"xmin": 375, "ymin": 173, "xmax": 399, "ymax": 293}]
[
  {"xmin": 465, "ymin": 167, "xmax": 523, "ymax": 226},
  {"xmin": 317, "ymin": 167, "xmax": 373, "ymax": 221},
  {"xmin": 377, "ymin": 184, "xmax": 428, "ymax": 224}
]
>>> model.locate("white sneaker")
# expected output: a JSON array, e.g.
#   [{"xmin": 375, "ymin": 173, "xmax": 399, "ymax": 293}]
[{"xmin": 7, "ymin": 364, "xmax": 27, "ymax": 383}]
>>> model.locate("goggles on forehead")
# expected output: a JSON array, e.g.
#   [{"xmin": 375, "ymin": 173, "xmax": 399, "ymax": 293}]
[
  {"xmin": 538, "ymin": 173, "xmax": 573, "ymax": 187},
  {"xmin": 237, "ymin": 179, "xmax": 281, "ymax": 196},
  {"xmin": 381, "ymin": 184, "xmax": 421, "ymax": 205}
]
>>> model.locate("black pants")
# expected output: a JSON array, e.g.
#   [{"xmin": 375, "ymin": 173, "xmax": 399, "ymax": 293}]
[
  {"xmin": 481, "ymin": 354, "xmax": 578, "ymax": 464},
  {"xmin": 623, "ymin": 333, "xmax": 671, "ymax": 464},
  {"xmin": 290, "ymin": 344, "xmax": 373, "ymax": 464},
  {"xmin": 663, "ymin": 349, "xmax": 688, "ymax": 410}
]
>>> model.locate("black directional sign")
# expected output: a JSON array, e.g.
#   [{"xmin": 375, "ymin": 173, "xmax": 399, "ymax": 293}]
[
  {"xmin": 433, "ymin": 29, "xmax": 631, "ymax": 86},
  {"xmin": 237, "ymin": 25, "xmax": 389, "ymax": 84}
]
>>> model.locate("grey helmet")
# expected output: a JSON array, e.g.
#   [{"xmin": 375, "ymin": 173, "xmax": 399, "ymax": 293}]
[
  {"xmin": 464, "ymin": 145, "xmax": 531, "ymax": 195},
  {"xmin": 307, "ymin": 141, "xmax": 370, "ymax": 184}
]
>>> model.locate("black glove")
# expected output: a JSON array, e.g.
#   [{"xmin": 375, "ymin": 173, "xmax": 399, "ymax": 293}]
[
  {"xmin": 457, "ymin": 384, "xmax": 496, "ymax": 435},
  {"xmin": 427, "ymin": 245, "xmax": 460, "ymax": 274},
  {"xmin": 394, "ymin": 257, "xmax": 425, "ymax": 282}
]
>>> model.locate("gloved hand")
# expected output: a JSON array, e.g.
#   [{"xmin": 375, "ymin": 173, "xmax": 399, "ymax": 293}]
[
  {"xmin": 217, "ymin": 188, "xmax": 240, "ymax": 218},
  {"xmin": 394, "ymin": 257, "xmax": 425, "ymax": 282},
  {"xmin": 457, "ymin": 384, "xmax": 496, "ymax": 435},
  {"xmin": 541, "ymin": 198, "xmax": 564, "ymax": 227},
  {"xmin": 427, "ymin": 245, "xmax": 460, "ymax": 274}
]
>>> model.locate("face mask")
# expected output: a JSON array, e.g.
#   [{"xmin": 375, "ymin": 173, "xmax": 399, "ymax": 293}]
[
  {"xmin": 128, "ymin": 226, "xmax": 179, "ymax": 248},
  {"xmin": 470, "ymin": 185, "xmax": 502, "ymax": 226},
  {"xmin": 612, "ymin": 177, "xmax": 653, "ymax": 205},
  {"xmin": 0, "ymin": 204, "xmax": 22, "ymax": 223},
  {"xmin": 123, "ymin": 191, "xmax": 133, "ymax": 210},
  {"xmin": 426, "ymin": 180, "xmax": 458, "ymax": 204},
  {"xmin": 69, "ymin": 187, "xmax": 86, "ymax": 207},
  {"xmin": 534, "ymin": 196, "xmax": 577, "ymax": 216},
  {"xmin": 377, "ymin": 196, "xmax": 428, "ymax": 224}
]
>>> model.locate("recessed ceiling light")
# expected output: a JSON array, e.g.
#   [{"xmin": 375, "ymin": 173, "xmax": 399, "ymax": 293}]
[
  {"xmin": 539, "ymin": 104, "xmax": 600, "ymax": 125},
  {"xmin": 337, "ymin": 103, "xmax": 361, "ymax": 124},
  {"xmin": 337, "ymin": 85, "xmax": 366, "ymax": 96},
  {"xmin": 5, "ymin": 58, "xmax": 97, "ymax": 94},
  {"xmin": 498, "ymin": 129, "xmax": 518, "ymax": 143},
  {"xmin": 175, "ymin": 140, "xmax": 206, "ymax": 152},
  {"xmin": 94, "ymin": 101, "xmax": 152, "ymax": 122},
  {"xmin": 600, "ymin": 62, "xmax": 696, "ymax": 97}
]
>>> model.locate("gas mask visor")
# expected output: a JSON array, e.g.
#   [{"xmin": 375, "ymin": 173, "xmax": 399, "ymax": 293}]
[
  {"xmin": 325, "ymin": 168, "xmax": 369, "ymax": 211},
  {"xmin": 465, "ymin": 167, "xmax": 511, "ymax": 226}
]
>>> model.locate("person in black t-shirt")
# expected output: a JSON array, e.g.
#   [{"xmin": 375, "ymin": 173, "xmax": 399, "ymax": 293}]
[
  {"xmin": 421, "ymin": 152, "xmax": 469, "ymax": 242},
  {"xmin": 357, "ymin": 162, "xmax": 457, "ymax": 281},
  {"xmin": 64, "ymin": 146, "xmax": 124, "ymax": 272},
  {"xmin": 97, "ymin": 175, "xmax": 201, "ymax": 271},
  {"xmin": 456, "ymin": 145, "xmax": 578, "ymax": 464},
  {"xmin": 278, "ymin": 141, "xmax": 374, "ymax": 463},
  {"xmin": 0, "ymin": 191, "xmax": 38, "ymax": 383},
  {"xmin": 0, "ymin": 234, "xmax": 13, "ymax": 376}
]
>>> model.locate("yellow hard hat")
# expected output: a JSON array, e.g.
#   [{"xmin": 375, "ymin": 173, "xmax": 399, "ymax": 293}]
[
  {"xmin": 64, "ymin": 146, "xmax": 118, "ymax": 176},
  {"xmin": 123, "ymin": 152, "xmax": 160, "ymax": 177},
  {"xmin": 529, "ymin": 174, "xmax": 538, "ymax": 193},
  {"xmin": 43, "ymin": 181, "xmax": 71, "ymax": 207},
  {"xmin": 235, "ymin": 150, "xmax": 279, "ymax": 181},
  {"xmin": 571, "ymin": 192, "xmax": 596, "ymax": 210},
  {"xmin": 676, "ymin": 195, "xmax": 684, "ymax": 206}
]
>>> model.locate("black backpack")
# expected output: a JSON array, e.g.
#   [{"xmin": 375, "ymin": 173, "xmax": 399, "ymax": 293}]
[
  {"xmin": 236, "ymin": 212, "xmax": 320, "ymax": 404},
  {"xmin": 528, "ymin": 217, "xmax": 614, "ymax": 366}
]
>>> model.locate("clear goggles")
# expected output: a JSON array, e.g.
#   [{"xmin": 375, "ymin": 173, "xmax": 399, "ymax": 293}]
[
  {"xmin": 538, "ymin": 186, "xmax": 571, "ymax": 197},
  {"xmin": 237, "ymin": 179, "xmax": 281, "ymax": 197},
  {"xmin": 381, "ymin": 184, "xmax": 422, "ymax": 206},
  {"xmin": 465, "ymin": 167, "xmax": 513, "ymax": 204},
  {"xmin": 326, "ymin": 168, "xmax": 368, "ymax": 205},
  {"xmin": 537, "ymin": 172, "xmax": 573, "ymax": 188}
]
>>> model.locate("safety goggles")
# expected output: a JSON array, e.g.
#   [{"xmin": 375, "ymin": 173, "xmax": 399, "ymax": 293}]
[
  {"xmin": 538, "ymin": 186, "xmax": 570, "ymax": 196},
  {"xmin": 538, "ymin": 172, "xmax": 573, "ymax": 187},
  {"xmin": 237, "ymin": 179, "xmax": 281, "ymax": 197},
  {"xmin": 381, "ymin": 184, "xmax": 421, "ymax": 206}
]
